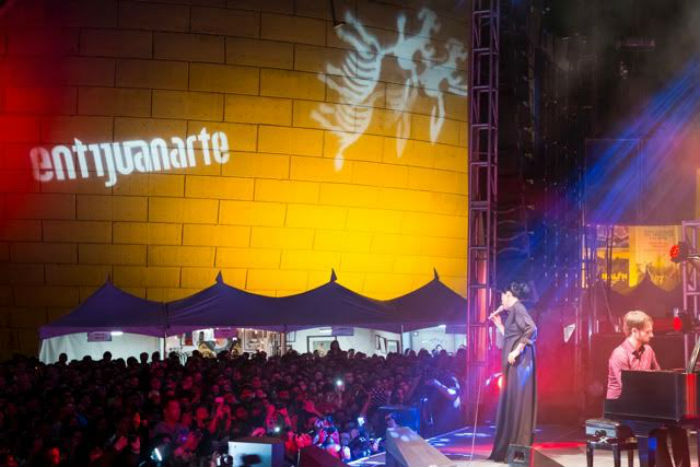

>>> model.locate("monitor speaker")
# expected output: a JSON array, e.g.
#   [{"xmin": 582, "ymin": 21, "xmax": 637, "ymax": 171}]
[
  {"xmin": 507, "ymin": 444, "xmax": 565, "ymax": 467},
  {"xmin": 298, "ymin": 445, "xmax": 349, "ymax": 467},
  {"xmin": 227, "ymin": 437, "xmax": 285, "ymax": 467},
  {"xmin": 384, "ymin": 426, "xmax": 456, "ymax": 467}
]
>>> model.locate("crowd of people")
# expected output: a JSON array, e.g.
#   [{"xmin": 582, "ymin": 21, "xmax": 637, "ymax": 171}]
[{"xmin": 0, "ymin": 343, "xmax": 465, "ymax": 467}]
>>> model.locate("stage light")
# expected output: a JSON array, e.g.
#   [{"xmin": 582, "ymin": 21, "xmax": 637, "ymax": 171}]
[
  {"xmin": 110, "ymin": 331, "xmax": 123, "ymax": 336},
  {"xmin": 673, "ymin": 316, "xmax": 682, "ymax": 332},
  {"xmin": 497, "ymin": 375, "xmax": 503, "ymax": 390},
  {"xmin": 671, "ymin": 308, "xmax": 693, "ymax": 333},
  {"xmin": 670, "ymin": 242, "xmax": 700, "ymax": 263},
  {"xmin": 670, "ymin": 242, "xmax": 689, "ymax": 262}
]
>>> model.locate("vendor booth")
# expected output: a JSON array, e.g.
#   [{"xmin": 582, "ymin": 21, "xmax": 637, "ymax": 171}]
[
  {"xmin": 39, "ymin": 280, "xmax": 166, "ymax": 362},
  {"xmin": 39, "ymin": 271, "xmax": 468, "ymax": 362}
]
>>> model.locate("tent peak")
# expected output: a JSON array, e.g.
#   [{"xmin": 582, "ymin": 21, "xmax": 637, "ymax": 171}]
[
  {"xmin": 433, "ymin": 268, "xmax": 440, "ymax": 280},
  {"xmin": 330, "ymin": 269, "xmax": 337, "ymax": 282},
  {"xmin": 216, "ymin": 271, "xmax": 224, "ymax": 284}
]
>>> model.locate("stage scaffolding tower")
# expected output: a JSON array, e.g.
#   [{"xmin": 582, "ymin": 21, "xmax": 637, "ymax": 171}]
[
  {"xmin": 681, "ymin": 221, "xmax": 700, "ymax": 320},
  {"xmin": 466, "ymin": 0, "xmax": 499, "ymax": 419},
  {"xmin": 681, "ymin": 220, "xmax": 700, "ymax": 365}
]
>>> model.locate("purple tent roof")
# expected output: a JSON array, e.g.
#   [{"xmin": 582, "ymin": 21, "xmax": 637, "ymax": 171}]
[
  {"xmin": 39, "ymin": 281, "xmax": 166, "ymax": 339},
  {"xmin": 165, "ymin": 274, "xmax": 280, "ymax": 335},
  {"xmin": 274, "ymin": 274, "xmax": 400, "ymax": 332},
  {"xmin": 166, "ymin": 272, "xmax": 401, "ymax": 333},
  {"xmin": 609, "ymin": 273, "xmax": 682, "ymax": 318},
  {"xmin": 386, "ymin": 271, "xmax": 467, "ymax": 331},
  {"xmin": 41, "ymin": 272, "xmax": 465, "ymax": 339}
]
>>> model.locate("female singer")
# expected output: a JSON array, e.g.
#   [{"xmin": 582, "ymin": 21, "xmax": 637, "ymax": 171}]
[{"xmin": 488, "ymin": 282, "xmax": 537, "ymax": 462}]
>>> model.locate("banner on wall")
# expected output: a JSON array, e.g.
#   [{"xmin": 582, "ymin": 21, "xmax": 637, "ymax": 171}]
[
  {"xmin": 596, "ymin": 224, "xmax": 681, "ymax": 291},
  {"xmin": 629, "ymin": 225, "xmax": 680, "ymax": 290},
  {"xmin": 596, "ymin": 225, "xmax": 630, "ymax": 290}
]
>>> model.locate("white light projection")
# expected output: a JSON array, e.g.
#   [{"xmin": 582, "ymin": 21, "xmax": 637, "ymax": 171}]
[
  {"xmin": 29, "ymin": 128, "xmax": 230, "ymax": 187},
  {"xmin": 312, "ymin": 8, "xmax": 468, "ymax": 171}
]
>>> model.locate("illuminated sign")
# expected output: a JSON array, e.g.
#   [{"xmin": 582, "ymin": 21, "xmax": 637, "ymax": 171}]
[
  {"xmin": 29, "ymin": 128, "xmax": 229, "ymax": 187},
  {"xmin": 313, "ymin": 8, "xmax": 468, "ymax": 170}
]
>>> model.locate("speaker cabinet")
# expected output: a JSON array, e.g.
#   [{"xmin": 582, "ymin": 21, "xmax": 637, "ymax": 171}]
[
  {"xmin": 227, "ymin": 436, "xmax": 285, "ymax": 467},
  {"xmin": 507, "ymin": 444, "xmax": 565, "ymax": 467},
  {"xmin": 384, "ymin": 426, "xmax": 456, "ymax": 467},
  {"xmin": 298, "ymin": 446, "xmax": 349, "ymax": 467}
]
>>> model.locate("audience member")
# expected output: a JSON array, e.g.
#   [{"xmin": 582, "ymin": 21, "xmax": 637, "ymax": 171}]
[{"xmin": 0, "ymin": 345, "xmax": 465, "ymax": 466}]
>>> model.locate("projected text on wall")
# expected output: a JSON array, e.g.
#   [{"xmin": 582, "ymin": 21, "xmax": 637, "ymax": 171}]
[
  {"xmin": 29, "ymin": 128, "xmax": 230, "ymax": 187},
  {"xmin": 313, "ymin": 8, "xmax": 468, "ymax": 170}
]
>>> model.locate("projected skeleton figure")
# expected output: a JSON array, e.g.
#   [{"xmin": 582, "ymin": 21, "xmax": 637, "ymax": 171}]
[{"xmin": 312, "ymin": 8, "xmax": 468, "ymax": 170}]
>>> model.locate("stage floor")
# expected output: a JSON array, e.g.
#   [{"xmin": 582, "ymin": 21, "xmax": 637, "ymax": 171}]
[{"xmin": 349, "ymin": 424, "xmax": 700, "ymax": 467}]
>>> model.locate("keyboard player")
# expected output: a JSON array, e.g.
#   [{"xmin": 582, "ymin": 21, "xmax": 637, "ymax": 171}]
[{"xmin": 606, "ymin": 310, "xmax": 690, "ymax": 467}]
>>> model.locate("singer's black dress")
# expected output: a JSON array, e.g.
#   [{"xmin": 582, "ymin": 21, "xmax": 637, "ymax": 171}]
[{"xmin": 488, "ymin": 300, "xmax": 537, "ymax": 462}]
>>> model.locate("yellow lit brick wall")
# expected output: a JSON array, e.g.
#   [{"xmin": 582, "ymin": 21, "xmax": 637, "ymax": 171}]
[{"xmin": 0, "ymin": 0, "xmax": 469, "ymax": 357}]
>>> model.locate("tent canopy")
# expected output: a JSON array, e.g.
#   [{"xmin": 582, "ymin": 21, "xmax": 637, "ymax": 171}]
[
  {"xmin": 166, "ymin": 271, "xmax": 402, "ymax": 333},
  {"xmin": 387, "ymin": 270, "xmax": 467, "ymax": 331},
  {"xmin": 274, "ymin": 271, "xmax": 401, "ymax": 332},
  {"xmin": 41, "ymin": 270, "xmax": 468, "ymax": 340},
  {"xmin": 608, "ymin": 273, "xmax": 681, "ymax": 318},
  {"xmin": 166, "ymin": 273, "xmax": 280, "ymax": 335},
  {"xmin": 39, "ymin": 280, "xmax": 166, "ymax": 339}
]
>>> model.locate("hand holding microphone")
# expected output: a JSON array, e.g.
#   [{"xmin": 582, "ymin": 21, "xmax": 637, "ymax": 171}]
[
  {"xmin": 488, "ymin": 305, "xmax": 505, "ymax": 321},
  {"xmin": 489, "ymin": 306, "xmax": 505, "ymax": 334}
]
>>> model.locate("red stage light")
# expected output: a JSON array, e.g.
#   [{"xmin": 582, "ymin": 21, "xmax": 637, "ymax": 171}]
[
  {"xmin": 497, "ymin": 374, "xmax": 503, "ymax": 390},
  {"xmin": 670, "ymin": 244, "xmax": 680, "ymax": 260},
  {"xmin": 670, "ymin": 242, "xmax": 690, "ymax": 263},
  {"xmin": 673, "ymin": 316, "xmax": 682, "ymax": 332}
]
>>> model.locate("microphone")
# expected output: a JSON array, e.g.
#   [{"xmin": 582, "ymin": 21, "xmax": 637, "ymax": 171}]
[{"xmin": 488, "ymin": 305, "xmax": 505, "ymax": 320}]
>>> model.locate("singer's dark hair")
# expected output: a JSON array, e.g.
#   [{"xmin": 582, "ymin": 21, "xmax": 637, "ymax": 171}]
[{"xmin": 504, "ymin": 281, "xmax": 530, "ymax": 299}]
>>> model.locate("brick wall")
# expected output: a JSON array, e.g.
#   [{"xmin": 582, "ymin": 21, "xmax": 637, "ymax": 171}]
[{"xmin": 0, "ymin": 0, "xmax": 469, "ymax": 357}]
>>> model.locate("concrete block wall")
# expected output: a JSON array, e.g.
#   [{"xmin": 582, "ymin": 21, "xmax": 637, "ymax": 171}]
[{"xmin": 0, "ymin": 0, "xmax": 469, "ymax": 357}]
